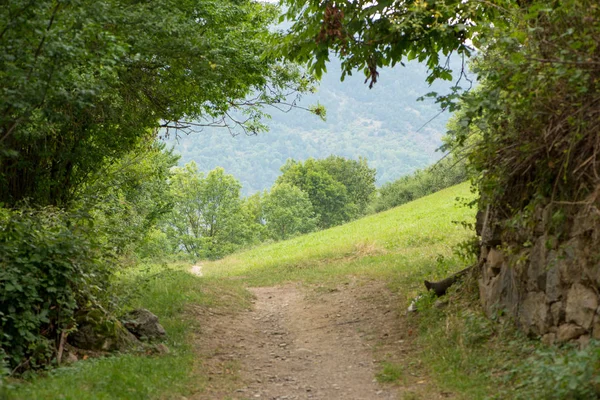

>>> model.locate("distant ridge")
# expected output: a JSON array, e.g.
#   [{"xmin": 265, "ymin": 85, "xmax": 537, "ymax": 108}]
[{"xmin": 167, "ymin": 58, "xmax": 462, "ymax": 195}]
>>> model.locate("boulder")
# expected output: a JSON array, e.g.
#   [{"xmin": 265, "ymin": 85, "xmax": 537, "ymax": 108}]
[
  {"xmin": 556, "ymin": 323, "xmax": 586, "ymax": 342},
  {"xmin": 479, "ymin": 258, "xmax": 520, "ymax": 318},
  {"xmin": 70, "ymin": 316, "xmax": 138, "ymax": 352},
  {"xmin": 558, "ymin": 238, "xmax": 585, "ymax": 285},
  {"xmin": 478, "ymin": 206, "xmax": 501, "ymax": 246},
  {"xmin": 541, "ymin": 333, "xmax": 556, "ymax": 346},
  {"xmin": 545, "ymin": 262, "xmax": 561, "ymax": 303},
  {"xmin": 550, "ymin": 301, "xmax": 565, "ymax": 326},
  {"xmin": 486, "ymin": 248, "xmax": 504, "ymax": 277},
  {"xmin": 63, "ymin": 351, "xmax": 79, "ymax": 364},
  {"xmin": 518, "ymin": 291, "xmax": 549, "ymax": 336},
  {"xmin": 476, "ymin": 201, "xmax": 600, "ymax": 343},
  {"xmin": 592, "ymin": 312, "xmax": 600, "ymax": 340},
  {"xmin": 527, "ymin": 236, "xmax": 548, "ymax": 292},
  {"xmin": 565, "ymin": 283, "xmax": 598, "ymax": 329},
  {"xmin": 153, "ymin": 343, "xmax": 170, "ymax": 355},
  {"xmin": 577, "ymin": 334, "xmax": 591, "ymax": 348},
  {"xmin": 121, "ymin": 308, "xmax": 167, "ymax": 341}
]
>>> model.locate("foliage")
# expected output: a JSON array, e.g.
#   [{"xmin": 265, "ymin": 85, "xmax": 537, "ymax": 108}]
[
  {"xmin": 0, "ymin": 0, "xmax": 311, "ymax": 376},
  {"xmin": 371, "ymin": 157, "xmax": 467, "ymax": 213},
  {"xmin": 167, "ymin": 163, "xmax": 255, "ymax": 260},
  {"xmin": 443, "ymin": 0, "xmax": 600, "ymax": 239},
  {"xmin": 414, "ymin": 0, "xmax": 600, "ymax": 248},
  {"xmin": 277, "ymin": 156, "xmax": 376, "ymax": 228},
  {"xmin": 76, "ymin": 141, "xmax": 179, "ymax": 259},
  {"xmin": 0, "ymin": 207, "xmax": 108, "ymax": 371},
  {"xmin": 500, "ymin": 342, "xmax": 600, "ymax": 400},
  {"xmin": 276, "ymin": 0, "xmax": 600, "ymax": 236},
  {"xmin": 7, "ymin": 262, "xmax": 253, "ymax": 399},
  {"xmin": 316, "ymin": 156, "xmax": 377, "ymax": 216},
  {"xmin": 274, "ymin": 0, "xmax": 500, "ymax": 86},
  {"xmin": 263, "ymin": 182, "xmax": 317, "ymax": 240},
  {"xmin": 241, "ymin": 192, "xmax": 269, "ymax": 244},
  {"xmin": 275, "ymin": 0, "xmax": 600, "ymax": 232},
  {"xmin": 133, "ymin": 228, "xmax": 173, "ymax": 261},
  {"xmin": 0, "ymin": 0, "xmax": 310, "ymax": 207}
]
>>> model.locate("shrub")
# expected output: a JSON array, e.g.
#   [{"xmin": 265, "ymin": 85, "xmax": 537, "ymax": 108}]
[
  {"xmin": 501, "ymin": 342, "xmax": 600, "ymax": 400},
  {"xmin": 371, "ymin": 158, "xmax": 467, "ymax": 213},
  {"xmin": 448, "ymin": 0, "xmax": 600, "ymax": 237},
  {"xmin": 0, "ymin": 207, "xmax": 109, "ymax": 372}
]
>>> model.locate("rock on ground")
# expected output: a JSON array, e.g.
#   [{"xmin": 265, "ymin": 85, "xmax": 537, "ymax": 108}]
[{"xmin": 121, "ymin": 308, "xmax": 167, "ymax": 341}]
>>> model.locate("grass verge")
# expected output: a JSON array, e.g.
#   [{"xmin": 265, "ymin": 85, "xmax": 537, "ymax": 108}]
[
  {"xmin": 204, "ymin": 182, "xmax": 477, "ymax": 293},
  {"xmin": 411, "ymin": 276, "xmax": 600, "ymax": 399},
  {"xmin": 4, "ymin": 262, "xmax": 250, "ymax": 400}
]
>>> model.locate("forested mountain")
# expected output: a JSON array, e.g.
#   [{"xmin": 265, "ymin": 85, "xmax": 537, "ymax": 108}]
[{"xmin": 166, "ymin": 59, "xmax": 461, "ymax": 194}]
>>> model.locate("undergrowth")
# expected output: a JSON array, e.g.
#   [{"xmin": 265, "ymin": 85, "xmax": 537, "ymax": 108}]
[
  {"xmin": 3, "ymin": 262, "xmax": 249, "ymax": 399},
  {"xmin": 498, "ymin": 342, "xmax": 600, "ymax": 400},
  {"xmin": 376, "ymin": 362, "xmax": 404, "ymax": 383},
  {"xmin": 414, "ymin": 276, "xmax": 600, "ymax": 399}
]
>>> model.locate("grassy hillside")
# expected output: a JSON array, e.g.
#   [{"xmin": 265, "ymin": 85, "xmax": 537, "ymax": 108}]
[{"xmin": 204, "ymin": 181, "xmax": 476, "ymax": 289}]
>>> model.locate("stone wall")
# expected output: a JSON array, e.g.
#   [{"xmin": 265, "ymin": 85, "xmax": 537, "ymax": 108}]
[{"xmin": 477, "ymin": 201, "xmax": 600, "ymax": 345}]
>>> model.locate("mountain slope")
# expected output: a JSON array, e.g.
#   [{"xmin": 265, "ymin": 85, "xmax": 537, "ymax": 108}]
[{"xmin": 167, "ymin": 59, "xmax": 461, "ymax": 195}]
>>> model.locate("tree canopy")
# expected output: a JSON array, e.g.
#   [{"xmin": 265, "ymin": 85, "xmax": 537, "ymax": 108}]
[
  {"xmin": 0, "ymin": 0, "xmax": 310, "ymax": 206},
  {"xmin": 168, "ymin": 164, "xmax": 252, "ymax": 260},
  {"xmin": 277, "ymin": 156, "xmax": 376, "ymax": 228},
  {"xmin": 274, "ymin": 0, "xmax": 504, "ymax": 87},
  {"xmin": 0, "ymin": 0, "xmax": 313, "ymax": 371},
  {"xmin": 263, "ymin": 182, "xmax": 317, "ymax": 240}
]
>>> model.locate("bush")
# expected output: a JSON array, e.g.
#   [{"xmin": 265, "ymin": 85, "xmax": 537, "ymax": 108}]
[
  {"xmin": 133, "ymin": 228, "xmax": 172, "ymax": 260},
  {"xmin": 448, "ymin": 0, "xmax": 600, "ymax": 235},
  {"xmin": 501, "ymin": 342, "xmax": 600, "ymax": 400},
  {"xmin": 371, "ymin": 158, "xmax": 467, "ymax": 213},
  {"xmin": 0, "ymin": 207, "xmax": 109, "ymax": 372}
]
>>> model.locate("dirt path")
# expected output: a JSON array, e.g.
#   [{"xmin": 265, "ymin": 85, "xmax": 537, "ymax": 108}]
[
  {"xmin": 190, "ymin": 265, "xmax": 203, "ymax": 277},
  {"xmin": 192, "ymin": 279, "xmax": 452, "ymax": 400}
]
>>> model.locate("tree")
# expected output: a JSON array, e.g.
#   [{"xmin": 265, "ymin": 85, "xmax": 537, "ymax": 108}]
[
  {"xmin": 241, "ymin": 191, "xmax": 268, "ymax": 243},
  {"xmin": 0, "ymin": 0, "xmax": 311, "ymax": 206},
  {"xmin": 263, "ymin": 183, "xmax": 317, "ymax": 240},
  {"xmin": 371, "ymin": 156, "xmax": 467, "ymax": 213},
  {"xmin": 273, "ymin": 0, "xmax": 503, "ymax": 87},
  {"xmin": 277, "ymin": 159, "xmax": 356, "ymax": 229},
  {"xmin": 0, "ymin": 0, "xmax": 315, "ymax": 372},
  {"xmin": 76, "ymin": 141, "xmax": 179, "ymax": 257},
  {"xmin": 277, "ymin": 156, "xmax": 376, "ymax": 228},
  {"xmin": 168, "ymin": 164, "xmax": 250, "ymax": 259},
  {"xmin": 316, "ymin": 156, "xmax": 376, "ymax": 216}
]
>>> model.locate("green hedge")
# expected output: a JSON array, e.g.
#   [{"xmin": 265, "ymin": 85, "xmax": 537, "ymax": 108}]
[{"xmin": 0, "ymin": 207, "xmax": 108, "ymax": 372}]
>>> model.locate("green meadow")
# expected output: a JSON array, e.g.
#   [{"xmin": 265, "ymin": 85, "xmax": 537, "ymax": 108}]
[{"xmin": 203, "ymin": 181, "xmax": 476, "ymax": 291}]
